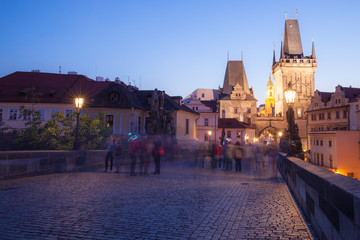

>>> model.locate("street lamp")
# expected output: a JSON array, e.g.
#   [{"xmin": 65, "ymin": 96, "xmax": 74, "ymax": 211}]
[
  {"xmin": 73, "ymin": 97, "xmax": 84, "ymax": 150},
  {"xmin": 284, "ymin": 82, "xmax": 296, "ymax": 141}
]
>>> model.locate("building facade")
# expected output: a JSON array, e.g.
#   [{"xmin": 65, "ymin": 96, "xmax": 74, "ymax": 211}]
[
  {"xmin": 307, "ymin": 85, "xmax": 360, "ymax": 179},
  {"xmin": 0, "ymin": 71, "xmax": 198, "ymax": 141}
]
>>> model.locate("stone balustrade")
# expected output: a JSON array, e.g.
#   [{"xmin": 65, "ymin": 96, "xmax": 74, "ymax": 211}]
[{"xmin": 278, "ymin": 153, "xmax": 360, "ymax": 240}]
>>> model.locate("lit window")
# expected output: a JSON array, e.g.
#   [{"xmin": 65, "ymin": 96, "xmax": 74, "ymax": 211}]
[
  {"xmin": 237, "ymin": 131, "xmax": 241, "ymax": 138},
  {"xmin": 297, "ymin": 108, "xmax": 302, "ymax": 118},
  {"xmin": 106, "ymin": 115, "xmax": 114, "ymax": 128},
  {"xmin": 66, "ymin": 110, "xmax": 72, "ymax": 118},
  {"xmin": 51, "ymin": 110, "xmax": 59, "ymax": 119},
  {"xmin": 38, "ymin": 110, "xmax": 45, "ymax": 121}
]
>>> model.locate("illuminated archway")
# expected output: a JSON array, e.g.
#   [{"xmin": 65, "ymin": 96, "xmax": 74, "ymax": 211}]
[{"xmin": 257, "ymin": 126, "xmax": 280, "ymax": 143}]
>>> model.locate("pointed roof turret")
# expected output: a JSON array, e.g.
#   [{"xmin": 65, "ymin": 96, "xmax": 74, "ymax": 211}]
[
  {"xmin": 267, "ymin": 74, "xmax": 273, "ymax": 89},
  {"xmin": 312, "ymin": 36, "xmax": 316, "ymax": 59},
  {"xmin": 280, "ymin": 40, "xmax": 284, "ymax": 59},
  {"xmin": 222, "ymin": 60, "xmax": 250, "ymax": 95},
  {"xmin": 272, "ymin": 43, "xmax": 276, "ymax": 66},
  {"xmin": 283, "ymin": 19, "xmax": 303, "ymax": 57}
]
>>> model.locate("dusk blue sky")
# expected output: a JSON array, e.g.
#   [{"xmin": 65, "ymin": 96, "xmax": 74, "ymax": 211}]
[{"xmin": 1, "ymin": 0, "xmax": 359, "ymax": 105}]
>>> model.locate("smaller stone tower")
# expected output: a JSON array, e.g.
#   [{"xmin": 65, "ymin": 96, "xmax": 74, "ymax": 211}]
[{"xmin": 264, "ymin": 74, "xmax": 275, "ymax": 116}]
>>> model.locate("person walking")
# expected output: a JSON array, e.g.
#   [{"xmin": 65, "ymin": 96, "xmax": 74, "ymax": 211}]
[
  {"xmin": 104, "ymin": 135, "xmax": 115, "ymax": 172},
  {"xmin": 234, "ymin": 142, "xmax": 243, "ymax": 172},
  {"xmin": 152, "ymin": 136, "xmax": 163, "ymax": 175},
  {"xmin": 129, "ymin": 135, "xmax": 139, "ymax": 176},
  {"xmin": 114, "ymin": 138, "xmax": 122, "ymax": 173},
  {"xmin": 223, "ymin": 140, "xmax": 234, "ymax": 171}
]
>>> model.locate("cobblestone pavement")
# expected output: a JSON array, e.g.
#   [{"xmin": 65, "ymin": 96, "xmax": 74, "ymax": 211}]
[{"xmin": 0, "ymin": 160, "xmax": 316, "ymax": 239}]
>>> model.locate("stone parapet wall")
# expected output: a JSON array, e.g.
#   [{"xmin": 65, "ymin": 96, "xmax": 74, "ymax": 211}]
[
  {"xmin": 0, "ymin": 150, "xmax": 108, "ymax": 180},
  {"xmin": 278, "ymin": 154, "xmax": 360, "ymax": 240}
]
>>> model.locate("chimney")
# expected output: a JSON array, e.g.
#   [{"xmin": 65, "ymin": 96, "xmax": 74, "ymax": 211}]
[
  {"xmin": 31, "ymin": 69, "xmax": 40, "ymax": 72},
  {"xmin": 68, "ymin": 71, "xmax": 77, "ymax": 75},
  {"xmin": 105, "ymin": 77, "xmax": 110, "ymax": 82},
  {"xmin": 171, "ymin": 96, "xmax": 183, "ymax": 105},
  {"xmin": 96, "ymin": 76, "xmax": 104, "ymax": 82},
  {"xmin": 115, "ymin": 77, "xmax": 121, "ymax": 84}
]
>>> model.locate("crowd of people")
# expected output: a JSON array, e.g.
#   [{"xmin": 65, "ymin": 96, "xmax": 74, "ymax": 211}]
[
  {"xmin": 103, "ymin": 134, "xmax": 166, "ymax": 176},
  {"xmin": 103, "ymin": 134, "xmax": 279, "ymax": 178},
  {"xmin": 196, "ymin": 139, "xmax": 279, "ymax": 178}
]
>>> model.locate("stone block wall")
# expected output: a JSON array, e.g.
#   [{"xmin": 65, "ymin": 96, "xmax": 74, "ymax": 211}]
[
  {"xmin": 278, "ymin": 154, "xmax": 360, "ymax": 240},
  {"xmin": 0, "ymin": 150, "xmax": 107, "ymax": 180}
]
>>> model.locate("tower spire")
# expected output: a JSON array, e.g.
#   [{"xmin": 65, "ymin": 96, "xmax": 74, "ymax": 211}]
[
  {"xmin": 241, "ymin": 51, "xmax": 243, "ymax": 61},
  {"xmin": 285, "ymin": 8, "xmax": 287, "ymax": 20},
  {"xmin": 280, "ymin": 35, "xmax": 284, "ymax": 59},
  {"xmin": 296, "ymin": 8, "xmax": 298, "ymax": 19},
  {"xmin": 227, "ymin": 51, "xmax": 229, "ymax": 61},
  {"xmin": 272, "ymin": 42, "xmax": 276, "ymax": 66},
  {"xmin": 312, "ymin": 35, "xmax": 316, "ymax": 59}
]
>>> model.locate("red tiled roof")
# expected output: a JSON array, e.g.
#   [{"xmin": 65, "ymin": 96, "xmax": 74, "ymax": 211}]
[
  {"xmin": 0, "ymin": 71, "xmax": 111, "ymax": 104},
  {"xmin": 218, "ymin": 118, "xmax": 254, "ymax": 129}
]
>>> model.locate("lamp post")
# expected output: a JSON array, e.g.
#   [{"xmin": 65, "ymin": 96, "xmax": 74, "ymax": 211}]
[
  {"xmin": 208, "ymin": 130, "xmax": 212, "ymax": 143},
  {"xmin": 73, "ymin": 97, "xmax": 84, "ymax": 150},
  {"xmin": 284, "ymin": 82, "xmax": 296, "ymax": 141}
]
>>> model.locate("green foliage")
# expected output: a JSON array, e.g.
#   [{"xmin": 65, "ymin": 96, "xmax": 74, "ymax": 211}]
[{"xmin": 10, "ymin": 87, "xmax": 111, "ymax": 150}]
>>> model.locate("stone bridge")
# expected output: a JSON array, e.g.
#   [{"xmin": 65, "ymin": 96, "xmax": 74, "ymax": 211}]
[{"xmin": 0, "ymin": 150, "xmax": 359, "ymax": 239}]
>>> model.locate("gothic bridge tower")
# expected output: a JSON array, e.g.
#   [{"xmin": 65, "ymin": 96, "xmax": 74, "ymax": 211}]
[{"xmin": 272, "ymin": 16, "xmax": 317, "ymax": 140}]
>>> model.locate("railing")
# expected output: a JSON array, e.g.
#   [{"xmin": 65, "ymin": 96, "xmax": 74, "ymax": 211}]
[{"xmin": 278, "ymin": 153, "xmax": 360, "ymax": 240}]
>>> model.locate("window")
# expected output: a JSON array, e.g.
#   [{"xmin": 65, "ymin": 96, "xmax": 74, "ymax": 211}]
[
  {"xmin": 336, "ymin": 111, "xmax": 340, "ymax": 119},
  {"xmin": 9, "ymin": 109, "xmax": 17, "ymax": 120},
  {"xmin": 343, "ymin": 110, "xmax": 347, "ymax": 118},
  {"xmin": 237, "ymin": 131, "xmax": 241, "ymax": 138},
  {"xmin": 247, "ymin": 118, "xmax": 251, "ymax": 124},
  {"xmin": 201, "ymin": 93, "xmax": 205, "ymax": 98},
  {"xmin": 247, "ymin": 108, "xmax": 251, "ymax": 114},
  {"xmin": 222, "ymin": 110, "xmax": 225, "ymax": 118},
  {"xmin": 38, "ymin": 110, "xmax": 45, "ymax": 121},
  {"xmin": 109, "ymin": 92, "xmax": 120, "ymax": 104},
  {"xmin": 300, "ymin": 60, "xmax": 304, "ymax": 63},
  {"xmin": 204, "ymin": 118, "xmax": 208, "ymax": 126},
  {"xmin": 329, "ymin": 155, "xmax": 333, "ymax": 168},
  {"xmin": 192, "ymin": 107, "xmax": 194, "ymax": 110},
  {"xmin": 329, "ymin": 140, "xmax": 332, "ymax": 147},
  {"xmin": 66, "ymin": 110, "xmax": 72, "ymax": 118},
  {"xmin": 106, "ymin": 115, "xmax": 114, "ymax": 128},
  {"xmin": 227, "ymin": 131, "xmax": 231, "ymax": 138},
  {"xmin": 196, "ymin": 107, "xmax": 198, "ymax": 111},
  {"xmin": 234, "ymin": 108, "xmax": 238, "ymax": 114},
  {"xmin": 51, "ymin": 110, "xmax": 59, "ymax": 119},
  {"xmin": 321, "ymin": 154, "xmax": 324, "ymax": 166},
  {"xmin": 320, "ymin": 140, "xmax": 323, "ymax": 146},
  {"xmin": 293, "ymin": 60, "xmax": 297, "ymax": 63},
  {"xmin": 327, "ymin": 112, "xmax": 331, "ymax": 119},
  {"xmin": 185, "ymin": 119, "xmax": 189, "ymax": 134},
  {"xmin": 317, "ymin": 153, "xmax": 320, "ymax": 164},
  {"xmin": 138, "ymin": 117, "xmax": 141, "ymax": 134},
  {"xmin": 270, "ymin": 92, "xmax": 272, "ymax": 97},
  {"xmin": 22, "ymin": 109, "xmax": 31, "ymax": 120},
  {"xmin": 356, "ymin": 105, "xmax": 359, "ymax": 111},
  {"xmin": 297, "ymin": 108, "xmax": 302, "ymax": 118},
  {"xmin": 311, "ymin": 114, "xmax": 317, "ymax": 121},
  {"xmin": 316, "ymin": 140, "xmax": 319, "ymax": 146}
]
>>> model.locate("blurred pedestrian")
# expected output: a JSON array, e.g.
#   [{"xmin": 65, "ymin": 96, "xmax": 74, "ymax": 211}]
[
  {"xmin": 234, "ymin": 142, "xmax": 243, "ymax": 172},
  {"xmin": 104, "ymin": 135, "xmax": 115, "ymax": 172},
  {"xmin": 152, "ymin": 136, "xmax": 163, "ymax": 175},
  {"xmin": 129, "ymin": 135, "xmax": 139, "ymax": 176},
  {"xmin": 223, "ymin": 140, "xmax": 234, "ymax": 171}
]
